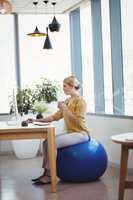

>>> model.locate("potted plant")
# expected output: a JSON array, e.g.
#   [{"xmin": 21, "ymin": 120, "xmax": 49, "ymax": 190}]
[
  {"xmin": 34, "ymin": 78, "xmax": 60, "ymax": 115},
  {"xmin": 34, "ymin": 78, "xmax": 59, "ymax": 103},
  {"xmin": 16, "ymin": 88, "xmax": 35, "ymax": 115},
  {"xmin": 33, "ymin": 101, "xmax": 48, "ymax": 119},
  {"xmin": 16, "ymin": 78, "xmax": 60, "ymax": 115}
]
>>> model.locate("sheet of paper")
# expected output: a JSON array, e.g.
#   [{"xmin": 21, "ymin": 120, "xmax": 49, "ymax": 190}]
[{"xmin": 33, "ymin": 122, "xmax": 51, "ymax": 126}]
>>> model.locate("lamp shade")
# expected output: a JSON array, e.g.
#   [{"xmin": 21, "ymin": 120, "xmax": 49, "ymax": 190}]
[
  {"xmin": 27, "ymin": 1, "xmax": 46, "ymax": 37},
  {"xmin": 0, "ymin": 0, "xmax": 12, "ymax": 14},
  {"xmin": 27, "ymin": 26, "xmax": 46, "ymax": 37},
  {"xmin": 43, "ymin": 27, "xmax": 52, "ymax": 49},
  {"xmin": 49, "ymin": 16, "xmax": 61, "ymax": 32}
]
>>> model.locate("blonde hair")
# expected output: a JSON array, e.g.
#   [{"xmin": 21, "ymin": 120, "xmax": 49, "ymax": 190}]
[{"xmin": 63, "ymin": 75, "xmax": 80, "ymax": 90}]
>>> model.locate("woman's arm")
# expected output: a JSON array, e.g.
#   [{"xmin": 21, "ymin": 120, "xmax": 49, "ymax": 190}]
[
  {"xmin": 58, "ymin": 98, "xmax": 86, "ymax": 124},
  {"xmin": 58, "ymin": 101, "xmax": 78, "ymax": 123},
  {"xmin": 64, "ymin": 106, "xmax": 78, "ymax": 123},
  {"xmin": 27, "ymin": 115, "xmax": 54, "ymax": 123}
]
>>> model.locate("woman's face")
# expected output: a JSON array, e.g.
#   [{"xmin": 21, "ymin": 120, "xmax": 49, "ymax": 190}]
[{"xmin": 63, "ymin": 81, "xmax": 74, "ymax": 95}]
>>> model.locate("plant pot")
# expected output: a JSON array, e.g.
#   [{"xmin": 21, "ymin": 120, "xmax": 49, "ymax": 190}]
[
  {"xmin": 12, "ymin": 139, "xmax": 40, "ymax": 159},
  {"xmin": 12, "ymin": 113, "xmax": 41, "ymax": 159},
  {"xmin": 36, "ymin": 112, "xmax": 43, "ymax": 119}
]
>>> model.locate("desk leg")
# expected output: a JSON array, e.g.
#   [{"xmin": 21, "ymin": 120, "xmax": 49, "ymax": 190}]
[
  {"xmin": 118, "ymin": 145, "xmax": 129, "ymax": 200},
  {"xmin": 47, "ymin": 127, "xmax": 57, "ymax": 193}
]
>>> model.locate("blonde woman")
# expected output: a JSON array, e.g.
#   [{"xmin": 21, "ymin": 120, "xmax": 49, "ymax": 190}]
[{"xmin": 28, "ymin": 75, "xmax": 90, "ymax": 185}]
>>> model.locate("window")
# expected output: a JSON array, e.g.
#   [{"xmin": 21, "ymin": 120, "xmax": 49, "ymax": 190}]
[
  {"xmin": 80, "ymin": 2, "xmax": 95, "ymax": 112},
  {"xmin": 0, "ymin": 15, "xmax": 16, "ymax": 113},
  {"xmin": 121, "ymin": 0, "xmax": 133, "ymax": 116},
  {"xmin": 101, "ymin": 0, "xmax": 113, "ymax": 114},
  {"xmin": 80, "ymin": 0, "xmax": 127, "ymax": 116}
]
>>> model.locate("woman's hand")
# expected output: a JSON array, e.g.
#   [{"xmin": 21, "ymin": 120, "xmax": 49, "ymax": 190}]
[
  {"xmin": 58, "ymin": 101, "xmax": 67, "ymax": 110},
  {"xmin": 26, "ymin": 118, "xmax": 36, "ymax": 123}
]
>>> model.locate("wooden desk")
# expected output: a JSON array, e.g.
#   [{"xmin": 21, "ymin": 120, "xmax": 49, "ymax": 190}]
[
  {"xmin": 111, "ymin": 133, "xmax": 133, "ymax": 200},
  {"xmin": 0, "ymin": 122, "xmax": 57, "ymax": 193}
]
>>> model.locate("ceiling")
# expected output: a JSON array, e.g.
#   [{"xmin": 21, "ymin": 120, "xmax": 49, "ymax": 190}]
[{"xmin": 10, "ymin": 0, "xmax": 87, "ymax": 14}]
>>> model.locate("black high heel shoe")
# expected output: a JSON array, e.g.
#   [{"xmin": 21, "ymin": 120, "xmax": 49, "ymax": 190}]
[
  {"xmin": 33, "ymin": 175, "xmax": 51, "ymax": 185},
  {"xmin": 31, "ymin": 175, "xmax": 44, "ymax": 182},
  {"xmin": 31, "ymin": 169, "xmax": 50, "ymax": 182}
]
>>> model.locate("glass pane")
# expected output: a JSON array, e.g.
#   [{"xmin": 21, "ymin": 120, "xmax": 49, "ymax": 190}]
[
  {"xmin": 18, "ymin": 14, "xmax": 71, "ymax": 89},
  {"xmin": 121, "ymin": 0, "xmax": 133, "ymax": 116},
  {"xmin": 0, "ymin": 15, "xmax": 16, "ymax": 113},
  {"xmin": 80, "ymin": 2, "xmax": 95, "ymax": 112},
  {"xmin": 101, "ymin": 0, "xmax": 113, "ymax": 114}
]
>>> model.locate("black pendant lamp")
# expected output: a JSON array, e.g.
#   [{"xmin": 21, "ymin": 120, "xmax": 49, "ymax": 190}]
[
  {"xmin": 48, "ymin": 2, "xmax": 61, "ymax": 32},
  {"xmin": 27, "ymin": 26, "xmax": 47, "ymax": 37},
  {"xmin": 27, "ymin": 1, "xmax": 46, "ymax": 37},
  {"xmin": 43, "ymin": 27, "xmax": 52, "ymax": 49}
]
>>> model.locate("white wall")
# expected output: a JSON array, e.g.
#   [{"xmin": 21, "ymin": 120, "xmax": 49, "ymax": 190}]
[
  {"xmin": 86, "ymin": 114, "xmax": 133, "ymax": 169},
  {"xmin": 0, "ymin": 114, "xmax": 133, "ymax": 169}
]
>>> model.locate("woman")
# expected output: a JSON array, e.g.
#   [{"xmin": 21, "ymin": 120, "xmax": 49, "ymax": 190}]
[{"xmin": 28, "ymin": 75, "xmax": 90, "ymax": 185}]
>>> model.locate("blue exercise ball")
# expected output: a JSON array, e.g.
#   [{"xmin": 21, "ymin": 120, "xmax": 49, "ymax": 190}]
[{"xmin": 57, "ymin": 139, "xmax": 108, "ymax": 182}]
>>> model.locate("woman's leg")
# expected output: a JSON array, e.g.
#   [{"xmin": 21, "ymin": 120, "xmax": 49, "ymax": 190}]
[
  {"xmin": 32, "ymin": 140, "xmax": 51, "ymax": 184},
  {"xmin": 56, "ymin": 132, "xmax": 89, "ymax": 148},
  {"xmin": 42, "ymin": 133, "xmax": 89, "ymax": 170},
  {"xmin": 32, "ymin": 139, "xmax": 49, "ymax": 182},
  {"xmin": 42, "ymin": 133, "xmax": 89, "ymax": 171},
  {"xmin": 42, "ymin": 140, "xmax": 48, "ymax": 169},
  {"xmin": 34, "ymin": 133, "xmax": 89, "ymax": 184},
  {"xmin": 42, "ymin": 132, "xmax": 89, "ymax": 169}
]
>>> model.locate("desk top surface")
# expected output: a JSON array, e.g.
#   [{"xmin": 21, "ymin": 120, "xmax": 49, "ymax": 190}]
[
  {"xmin": 0, "ymin": 121, "xmax": 53, "ymax": 133},
  {"xmin": 111, "ymin": 132, "xmax": 133, "ymax": 145}
]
